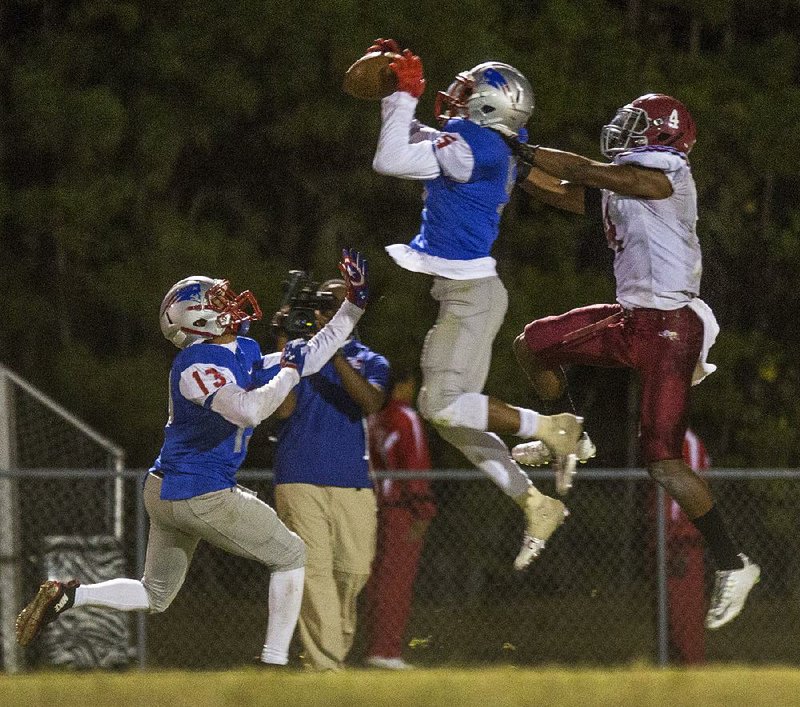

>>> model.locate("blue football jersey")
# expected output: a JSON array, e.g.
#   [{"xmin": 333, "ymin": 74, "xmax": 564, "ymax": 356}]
[
  {"xmin": 410, "ymin": 118, "xmax": 515, "ymax": 261},
  {"xmin": 151, "ymin": 337, "xmax": 266, "ymax": 500},
  {"xmin": 270, "ymin": 339, "xmax": 390, "ymax": 488}
]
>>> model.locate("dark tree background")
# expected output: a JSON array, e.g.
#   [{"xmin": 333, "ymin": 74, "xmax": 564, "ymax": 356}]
[{"xmin": 1, "ymin": 0, "xmax": 798, "ymax": 469}]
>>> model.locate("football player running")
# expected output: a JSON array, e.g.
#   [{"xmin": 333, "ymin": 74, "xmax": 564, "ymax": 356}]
[
  {"xmin": 512, "ymin": 94, "xmax": 760, "ymax": 629},
  {"xmin": 369, "ymin": 37, "xmax": 583, "ymax": 571},
  {"xmin": 15, "ymin": 249, "xmax": 370, "ymax": 666}
]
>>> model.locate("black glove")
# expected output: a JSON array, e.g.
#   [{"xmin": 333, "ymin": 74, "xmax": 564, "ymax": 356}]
[{"xmin": 512, "ymin": 141, "xmax": 539, "ymax": 184}]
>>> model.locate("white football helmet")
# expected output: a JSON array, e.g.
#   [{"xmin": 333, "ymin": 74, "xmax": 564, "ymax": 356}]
[
  {"xmin": 159, "ymin": 276, "xmax": 262, "ymax": 349},
  {"xmin": 435, "ymin": 61, "xmax": 534, "ymax": 138}
]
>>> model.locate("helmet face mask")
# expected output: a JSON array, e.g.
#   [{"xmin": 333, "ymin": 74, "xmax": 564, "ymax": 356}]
[
  {"xmin": 435, "ymin": 62, "xmax": 534, "ymax": 138},
  {"xmin": 600, "ymin": 93, "xmax": 696, "ymax": 158},
  {"xmin": 160, "ymin": 276, "xmax": 263, "ymax": 349},
  {"xmin": 600, "ymin": 106, "xmax": 651, "ymax": 157}
]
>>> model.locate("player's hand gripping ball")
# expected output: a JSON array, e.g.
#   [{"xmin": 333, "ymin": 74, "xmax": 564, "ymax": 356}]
[{"xmin": 342, "ymin": 38, "xmax": 400, "ymax": 100}]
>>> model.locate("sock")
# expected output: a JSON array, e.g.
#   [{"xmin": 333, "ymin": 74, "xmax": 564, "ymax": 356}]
[
  {"xmin": 73, "ymin": 578, "xmax": 150, "ymax": 611},
  {"xmin": 261, "ymin": 566, "xmax": 305, "ymax": 665},
  {"xmin": 691, "ymin": 505, "xmax": 744, "ymax": 571},
  {"xmin": 514, "ymin": 407, "xmax": 540, "ymax": 438}
]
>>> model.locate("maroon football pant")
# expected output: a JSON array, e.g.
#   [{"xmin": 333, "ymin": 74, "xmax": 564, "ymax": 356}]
[
  {"xmin": 365, "ymin": 509, "xmax": 425, "ymax": 659},
  {"xmin": 523, "ymin": 304, "xmax": 703, "ymax": 462}
]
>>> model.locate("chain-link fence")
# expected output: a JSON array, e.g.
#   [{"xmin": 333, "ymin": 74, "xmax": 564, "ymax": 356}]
[
  {"xmin": 3, "ymin": 467, "xmax": 799, "ymax": 672},
  {"xmin": 0, "ymin": 365, "xmax": 125, "ymax": 674}
]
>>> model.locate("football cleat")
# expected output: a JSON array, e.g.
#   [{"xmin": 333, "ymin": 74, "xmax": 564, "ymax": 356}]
[
  {"xmin": 365, "ymin": 656, "xmax": 415, "ymax": 670},
  {"xmin": 513, "ymin": 489, "xmax": 568, "ymax": 570},
  {"xmin": 15, "ymin": 579, "xmax": 80, "ymax": 647},
  {"xmin": 705, "ymin": 554, "xmax": 761, "ymax": 630},
  {"xmin": 534, "ymin": 413, "xmax": 583, "ymax": 491},
  {"xmin": 513, "ymin": 431, "xmax": 595, "ymax": 496}
]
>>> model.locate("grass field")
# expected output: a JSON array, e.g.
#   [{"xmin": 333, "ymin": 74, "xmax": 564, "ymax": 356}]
[{"xmin": 2, "ymin": 666, "xmax": 799, "ymax": 706}]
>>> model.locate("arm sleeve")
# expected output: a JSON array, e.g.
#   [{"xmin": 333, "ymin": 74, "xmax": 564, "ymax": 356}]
[
  {"xmin": 409, "ymin": 119, "xmax": 439, "ymax": 144},
  {"xmin": 208, "ymin": 367, "xmax": 300, "ymax": 428},
  {"xmin": 372, "ymin": 92, "xmax": 441, "ymax": 179},
  {"xmin": 363, "ymin": 353, "xmax": 391, "ymax": 390},
  {"xmin": 394, "ymin": 408, "xmax": 431, "ymax": 470},
  {"xmin": 396, "ymin": 409, "xmax": 437, "ymax": 519},
  {"xmin": 302, "ymin": 300, "xmax": 364, "ymax": 376}
]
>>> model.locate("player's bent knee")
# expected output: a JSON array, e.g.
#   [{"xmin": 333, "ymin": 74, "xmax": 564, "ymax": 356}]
[
  {"xmin": 512, "ymin": 333, "xmax": 529, "ymax": 361},
  {"xmin": 421, "ymin": 392, "xmax": 488, "ymax": 431},
  {"xmin": 142, "ymin": 583, "xmax": 176, "ymax": 614},
  {"xmin": 647, "ymin": 458, "xmax": 688, "ymax": 484},
  {"xmin": 272, "ymin": 531, "xmax": 306, "ymax": 573}
]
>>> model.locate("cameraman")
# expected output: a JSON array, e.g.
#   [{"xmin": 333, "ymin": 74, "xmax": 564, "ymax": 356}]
[{"xmin": 270, "ymin": 277, "xmax": 389, "ymax": 671}]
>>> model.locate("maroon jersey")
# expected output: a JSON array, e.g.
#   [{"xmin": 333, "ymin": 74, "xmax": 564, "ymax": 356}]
[{"xmin": 368, "ymin": 399, "xmax": 436, "ymax": 520}]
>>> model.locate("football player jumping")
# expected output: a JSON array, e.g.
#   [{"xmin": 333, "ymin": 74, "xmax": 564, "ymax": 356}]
[
  {"xmin": 512, "ymin": 93, "xmax": 760, "ymax": 629},
  {"xmin": 15, "ymin": 249, "xmax": 370, "ymax": 666},
  {"xmin": 369, "ymin": 38, "xmax": 583, "ymax": 571}
]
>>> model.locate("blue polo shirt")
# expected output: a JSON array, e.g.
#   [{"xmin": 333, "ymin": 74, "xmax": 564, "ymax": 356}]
[{"xmin": 271, "ymin": 339, "xmax": 389, "ymax": 488}]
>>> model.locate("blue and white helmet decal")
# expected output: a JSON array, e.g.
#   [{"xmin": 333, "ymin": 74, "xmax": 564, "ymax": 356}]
[{"xmin": 466, "ymin": 62, "xmax": 534, "ymax": 137}]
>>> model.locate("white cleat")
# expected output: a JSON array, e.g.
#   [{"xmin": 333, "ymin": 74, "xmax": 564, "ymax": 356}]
[
  {"xmin": 365, "ymin": 656, "xmax": 415, "ymax": 670},
  {"xmin": 512, "ymin": 432, "xmax": 596, "ymax": 496},
  {"xmin": 513, "ymin": 489, "xmax": 568, "ymax": 570},
  {"xmin": 705, "ymin": 554, "xmax": 761, "ymax": 630},
  {"xmin": 512, "ymin": 433, "xmax": 597, "ymax": 467},
  {"xmin": 553, "ymin": 453, "xmax": 577, "ymax": 497}
]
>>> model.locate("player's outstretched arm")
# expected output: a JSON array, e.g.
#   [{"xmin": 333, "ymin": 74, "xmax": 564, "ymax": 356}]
[
  {"xmin": 208, "ymin": 361, "xmax": 301, "ymax": 429},
  {"xmin": 301, "ymin": 248, "xmax": 368, "ymax": 376},
  {"xmin": 372, "ymin": 48, "xmax": 440, "ymax": 180},
  {"xmin": 524, "ymin": 145, "xmax": 672, "ymax": 199},
  {"xmin": 519, "ymin": 166, "xmax": 587, "ymax": 215}
]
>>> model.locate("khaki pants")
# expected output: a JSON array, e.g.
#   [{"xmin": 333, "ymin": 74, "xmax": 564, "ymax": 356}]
[
  {"xmin": 142, "ymin": 474, "xmax": 305, "ymax": 613},
  {"xmin": 275, "ymin": 483, "xmax": 377, "ymax": 670}
]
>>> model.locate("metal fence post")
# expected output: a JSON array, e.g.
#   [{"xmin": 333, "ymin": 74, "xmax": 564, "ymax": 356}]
[
  {"xmin": 0, "ymin": 374, "xmax": 22, "ymax": 673},
  {"xmin": 136, "ymin": 476, "xmax": 148, "ymax": 670},
  {"xmin": 654, "ymin": 483, "xmax": 669, "ymax": 666}
]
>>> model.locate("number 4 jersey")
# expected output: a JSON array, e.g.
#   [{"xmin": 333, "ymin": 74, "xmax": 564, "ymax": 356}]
[{"xmin": 151, "ymin": 337, "xmax": 266, "ymax": 500}]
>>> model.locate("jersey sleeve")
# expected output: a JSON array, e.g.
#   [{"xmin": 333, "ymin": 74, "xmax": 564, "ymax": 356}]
[
  {"xmin": 178, "ymin": 362, "xmax": 237, "ymax": 406},
  {"xmin": 409, "ymin": 119, "xmax": 439, "ymax": 144},
  {"xmin": 362, "ymin": 352, "xmax": 391, "ymax": 390},
  {"xmin": 433, "ymin": 131, "xmax": 475, "ymax": 183},
  {"xmin": 393, "ymin": 407, "xmax": 431, "ymax": 471},
  {"xmin": 616, "ymin": 147, "xmax": 687, "ymax": 185},
  {"xmin": 395, "ymin": 409, "xmax": 436, "ymax": 519}
]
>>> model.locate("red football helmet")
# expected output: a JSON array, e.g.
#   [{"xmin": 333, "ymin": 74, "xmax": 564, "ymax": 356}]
[{"xmin": 600, "ymin": 93, "xmax": 696, "ymax": 158}]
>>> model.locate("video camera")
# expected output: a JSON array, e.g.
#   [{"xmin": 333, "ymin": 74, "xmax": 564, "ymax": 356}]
[{"xmin": 275, "ymin": 270, "xmax": 337, "ymax": 339}]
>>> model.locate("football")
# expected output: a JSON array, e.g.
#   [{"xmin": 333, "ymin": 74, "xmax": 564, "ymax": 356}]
[{"xmin": 342, "ymin": 51, "xmax": 399, "ymax": 101}]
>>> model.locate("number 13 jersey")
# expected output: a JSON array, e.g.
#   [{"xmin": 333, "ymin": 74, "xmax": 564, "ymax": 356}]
[{"xmin": 151, "ymin": 337, "xmax": 265, "ymax": 500}]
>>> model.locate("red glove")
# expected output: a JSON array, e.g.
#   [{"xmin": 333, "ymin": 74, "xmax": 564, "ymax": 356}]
[
  {"xmin": 389, "ymin": 49, "xmax": 425, "ymax": 99},
  {"xmin": 366, "ymin": 37, "xmax": 401, "ymax": 55},
  {"xmin": 338, "ymin": 248, "xmax": 369, "ymax": 309}
]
